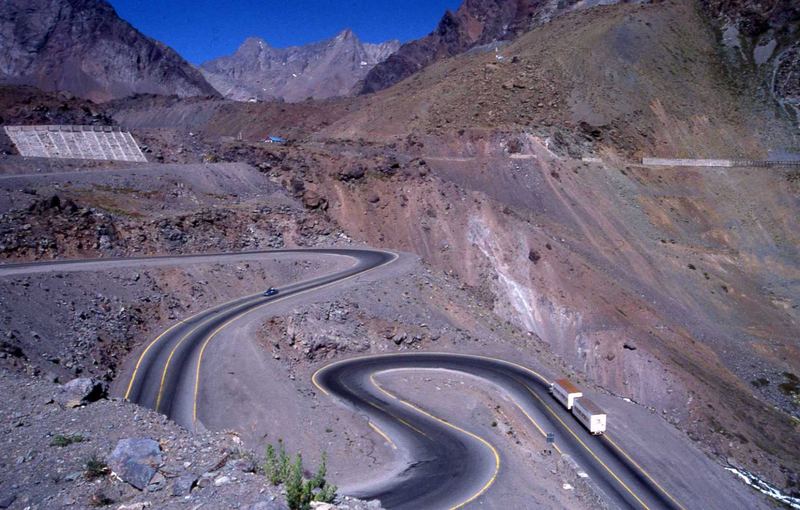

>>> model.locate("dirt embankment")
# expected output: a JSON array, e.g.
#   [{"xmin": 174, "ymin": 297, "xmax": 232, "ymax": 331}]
[{"xmin": 0, "ymin": 162, "xmax": 342, "ymax": 261}]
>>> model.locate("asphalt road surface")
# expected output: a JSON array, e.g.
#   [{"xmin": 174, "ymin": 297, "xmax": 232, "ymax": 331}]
[
  {"xmin": 313, "ymin": 353, "xmax": 687, "ymax": 510},
  {"xmin": 121, "ymin": 248, "xmax": 396, "ymax": 427}
]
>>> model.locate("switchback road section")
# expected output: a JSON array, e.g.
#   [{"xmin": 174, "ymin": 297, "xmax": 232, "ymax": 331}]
[{"xmin": 313, "ymin": 353, "xmax": 687, "ymax": 510}]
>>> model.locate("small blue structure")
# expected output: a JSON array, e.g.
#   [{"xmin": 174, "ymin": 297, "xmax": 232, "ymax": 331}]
[{"xmin": 265, "ymin": 135, "xmax": 286, "ymax": 144}]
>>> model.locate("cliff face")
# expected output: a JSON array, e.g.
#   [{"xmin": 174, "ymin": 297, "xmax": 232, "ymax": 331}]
[
  {"xmin": 200, "ymin": 30, "xmax": 400, "ymax": 102},
  {"xmin": 0, "ymin": 0, "xmax": 219, "ymax": 102}
]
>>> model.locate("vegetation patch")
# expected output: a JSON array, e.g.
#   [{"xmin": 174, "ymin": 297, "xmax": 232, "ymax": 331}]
[
  {"xmin": 50, "ymin": 434, "xmax": 85, "ymax": 447},
  {"xmin": 84, "ymin": 454, "xmax": 109, "ymax": 480},
  {"xmin": 264, "ymin": 440, "xmax": 337, "ymax": 510}
]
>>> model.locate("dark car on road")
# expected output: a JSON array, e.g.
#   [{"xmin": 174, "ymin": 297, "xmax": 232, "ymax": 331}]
[{"xmin": 263, "ymin": 287, "xmax": 279, "ymax": 297}]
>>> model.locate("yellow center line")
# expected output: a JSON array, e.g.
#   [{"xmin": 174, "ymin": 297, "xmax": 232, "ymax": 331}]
[
  {"xmin": 368, "ymin": 422, "xmax": 397, "ymax": 450},
  {"xmin": 369, "ymin": 375, "xmax": 501, "ymax": 510},
  {"xmin": 603, "ymin": 435, "xmax": 687, "ymax": 510},
  {"xmin": 317, "ymin": 355, "xmax": 678, "ymax": 510},
  {"xmin": 124, "ymin": 318, "xmax": 188, "ymax": 400},
  {"xmin": 126, "ymin": 291, "xmax": 272, "ymax": 401},
  {"xmin": 343, "ymin": 378, "xmax": 430, "ymax": 438},
  {"xmin": 126, "ymin": 250, "xmax": 386, "ymax": 403},
  {"xmin": 192, "ymin": 251, "xmax": 398, "ymax": 427},
  {"xmin": 507, "ymin": 376, "xmax": 564, "ymax": 455},
  {"xmin": 154, "ymin": 298, "xmax": 258, "ymax": 411},
  {"xmin": 312, "ymin": 351, "xmax": 552, "ymax": 398},
  {"xmin": 522, "ymin": 384, "xmax": 651, "ymax": 510}
]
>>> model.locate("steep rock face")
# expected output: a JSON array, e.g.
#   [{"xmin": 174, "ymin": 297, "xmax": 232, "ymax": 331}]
[
  {"xmin": 0, "ymin": 0, "xmax": 219, "ymax": 102},
  {"xmin": 700, "ymin": 0, "xmax": 800, "ymax": 122},
  {"xmin": 200, "ymin": 30, "xmax": 400, "ymax": 102},
  {"xmin": 360, "ymin": 0, "xmax": 590, "ymax": 94}
]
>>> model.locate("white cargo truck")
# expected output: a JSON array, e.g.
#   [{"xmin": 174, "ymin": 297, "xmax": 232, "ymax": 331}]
[
  {"xmin": 550, "ymin": 378, "xmax": 583, "ymax": 410},
  {"xmin": 571, "ymin": 397, "xmax": 607, "ymax": 435}
]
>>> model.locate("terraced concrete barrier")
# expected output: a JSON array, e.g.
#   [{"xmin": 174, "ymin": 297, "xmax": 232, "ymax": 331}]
[
  {"xmin": 4, "ymin": 125, "xmax": 147, "ymax": 162},
  {"xmin": 642, "ymin": 158, "xmax": 800, "ymax": 167}
]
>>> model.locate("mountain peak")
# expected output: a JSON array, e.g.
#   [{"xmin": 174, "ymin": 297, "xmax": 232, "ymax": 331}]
[
  {"xmin": 200, "ymin": 29, "xmax": 399, "ymax": 102},
  {"xmin": 336, "ymin": 28, "xmax": 357, "ymax": 41},
  {"xmin": 0, "ymin": 0, "xmax": 218, "ymax": 101}
]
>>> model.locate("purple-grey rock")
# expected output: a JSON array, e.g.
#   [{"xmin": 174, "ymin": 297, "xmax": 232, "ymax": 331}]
[
  {"xmin": 171, "ymin": 473, "xmax": 198, "ymax": 496},
  {"xmin": 56, "ymin": 378, "xmax": 107, "ymax": 408},
  {"xmin": 249, "ymin": 501, "xmax": 288, "ymax": 510},
  {"xmin": 107, "ymin": 438, "xmax": 162, "ymax": 490},
  {"xmin": 0, "ymin": 494, "xmax": 16, "ymax": 509},
  {"xmin": 200, "ymin": 30, "xmax": 399, "ymax": 102},
  {"xmin": 0, "ymin": 0, "xmax": 219, "ymax": 101}
]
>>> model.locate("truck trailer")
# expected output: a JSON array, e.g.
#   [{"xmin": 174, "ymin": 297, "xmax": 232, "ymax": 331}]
[
  {"xmin": 571, "ymin": 397, "xmax": 607, "ymax": 435},
  {"xmin": 550, "ymin": 378, "xmax": 583, "ymax": 410}
]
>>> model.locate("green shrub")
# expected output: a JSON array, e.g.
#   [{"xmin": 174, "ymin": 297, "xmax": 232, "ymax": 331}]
[
  {"xmin": 51, "ymin": 434, "xmax": 85, "ymax": 447},
  {"xmin": 285, "ymin": 454, "xmax": 305, "ymax": 510},
  {"xmin": 84, "ymin": 454, "xmax": 109, "ymax": 480},
  {"xmin": 265, "ymin": 446, "xmax": 337, "ymax": 510}
]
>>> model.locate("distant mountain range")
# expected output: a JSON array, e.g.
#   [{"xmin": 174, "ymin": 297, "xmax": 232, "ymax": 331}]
[
  {"xmin": 0, "ymin": 0, "xmax": 219, "ymax": 102},
  {"xmin": 200, "ymin": 30, "xmax": 400, "ymax": 102}
]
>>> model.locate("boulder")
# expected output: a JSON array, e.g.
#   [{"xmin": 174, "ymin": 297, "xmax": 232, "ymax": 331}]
[
  {"xmin": 146, "ymin": 472, "xmax": 166, "ymax": 492},
  {"xmin": 303, "ymin": 190, "xmax": 328, "ymax": 210},
  {"xmin": 171, "ymin": 473, "xmax": 197, "ymax": 496},
  {"xmin": 107, "ymin": 438, "xmax": 162, "ymax": 490},
  {"xmin": 338, "ymin": 166, "xmax": 366, "ymax": 181},
  {"xmin": 0, "ymin": 494, "xmax": 16, "ymax": 509},
  {"xmin": 56, "ymin": 378, "xmax": 107, "ymax": 408}
]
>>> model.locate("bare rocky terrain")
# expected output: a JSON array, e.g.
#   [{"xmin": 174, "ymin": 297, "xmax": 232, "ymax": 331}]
[{"xmin": 0, "ymin": 366, "xmax": 383, "ymax": 510}]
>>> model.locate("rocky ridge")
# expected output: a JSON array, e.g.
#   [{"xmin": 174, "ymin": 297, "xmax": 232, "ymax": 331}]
[
  {"xmin": 360, "ymin": 0, "xmax": 596, "ymax": 94},
  {"xmin": 0, "ymin": 0, "xmax": 219, "ymax": 102},
  {"xmin": 201, "ymin": 30, "xmax": 400, "ymax": 102}
]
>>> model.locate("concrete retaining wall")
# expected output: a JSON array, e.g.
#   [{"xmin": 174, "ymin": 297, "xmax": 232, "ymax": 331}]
[{"xmin": 4, "ymin": 125, "xmax": 147, "ymax": 162}]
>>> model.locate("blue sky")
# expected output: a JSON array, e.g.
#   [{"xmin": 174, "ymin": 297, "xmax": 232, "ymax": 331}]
[{"xmin": 108, "ymin": 0, "xmax": 462, "ymax": 64}]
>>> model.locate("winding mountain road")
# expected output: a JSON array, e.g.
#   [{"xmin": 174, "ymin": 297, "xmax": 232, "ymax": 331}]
[
  {"xmin": 121, "ymin": 248, "xmax": 396, "ymax": 427},
  {"xmin": 2, "ymin": 248, "xmax": 687, "ymax": 509},
  {"xmin": 313, "ymin": 353, "xmax": 685, "ymax": 510}
]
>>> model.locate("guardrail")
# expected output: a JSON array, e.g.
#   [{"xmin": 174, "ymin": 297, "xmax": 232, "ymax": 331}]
[{"xmin": 642, "ymin": 158, "xmax": 800, "ymax": 167}]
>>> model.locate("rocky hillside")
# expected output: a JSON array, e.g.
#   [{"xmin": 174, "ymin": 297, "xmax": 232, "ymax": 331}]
[
  {"xmin": 332, "ymin": 2, "xmax": 796, "ymax": 158},
  {"xmin": 0, "ymin": 0, "xmax": 219, "ymax": 102},
  {"xmin": 201, "ymin": 30, "xmax": 400, "ymax": 102},
  {"xmin": 360, "ymin": 0, "xmax": 598, "ymax": 94},
  {"xmin": 699, "ymin": 0, "xmax": 800, "ymax": 123}
]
